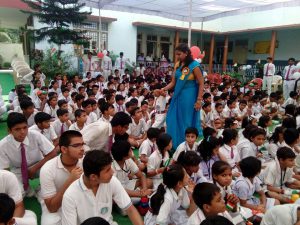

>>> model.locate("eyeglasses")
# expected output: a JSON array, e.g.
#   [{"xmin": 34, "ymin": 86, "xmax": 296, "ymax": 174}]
[{"xmin": 68, "ymin": 143, "xmax": 86, "ymax": 148}]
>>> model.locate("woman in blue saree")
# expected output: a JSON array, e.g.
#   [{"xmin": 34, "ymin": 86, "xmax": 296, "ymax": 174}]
[{"xmin": 162, "ymin": 44, "xmax": 204, "ymax": 148}]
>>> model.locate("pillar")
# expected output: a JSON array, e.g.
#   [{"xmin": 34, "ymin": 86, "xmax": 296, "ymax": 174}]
[
  {"xmin": 173, "ymin": 30, "xmax": 179, "ymax": 63},
  {"xmin": 222, "ymin": 35, "xmax": 229, "ymax": 73},
  {"xmin": 269, "ymin": 30, "xmax": 277, "ymax": 60},
  {"xmin": 208, "ymin": 34, "xmax": 215, "ymax": 74}
]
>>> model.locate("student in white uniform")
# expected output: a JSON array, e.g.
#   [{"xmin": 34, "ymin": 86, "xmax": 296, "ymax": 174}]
[
  {"xmin": 201, "ymin": 102, "xmax": 214, "ymax": 129},
  {"xmin": 40, "ymin": 130, "xmax": 84, "ymax": 225},
  {"xmin": 101, "ymin": 51, "xmax": 112, "ymax": 80},
  {"xmin": 152, "ymin": 88, "xmax": 167, "ymax": 129},
  {"xmin": 172, "ymin": 127, "xmax": 199, "ymax": 162},
  {"xmin": 98, "ymin": 102, "xmax": 114, "ymax": 123},
  {"xmin": 233, "ymin": 157, "xmax": 277, "ymax": 214},
  {"xmin": 266, "ymin": 126, "xmax": 285, "ymax": 158},
  {"xmin": 44, "ymin": 95, "xmax": 59, "ymax": 119},
  {"xmin": 51, "ymin": 109, "xmax": 71, "ymax": 138},
  {"xmin": 145, "ymin": 164, "xmax": 190, "ymax": 225},
  {"xmin": 282, "ymin": 91, "xmax": 298, "ymax": 108},
  {"xmin": 69, "ymin": 109, "xmax": 87, "ymax": 132},
  {"xmin": 61, "ymin": 150, "xmax": 143, "ymax": 225},
  {"xmin": 29, "ymin": 112, "xmax": 58, "ymax": 145},
  {"xmin": 262, "ymin": 147, "xmax": 300, "ymax": 203},
  {"xmin": 219, "ymin": 129, "xmax": 240, "ymax": 176},
  {"xmin": 139, "ymin": 128, "xmax": 160, "ymax": 165},
  {"xmin": 20, "ymin": 100, "xmax": 38, "ymax": 127},
  {"xmin": 147, "ymin": 133, "xmax": 172, "ymax": 189},
  {"xmin": 263, "ymin": 57, "xmax": 276, "ymax": 95},
  {"xmin": 111, "ymin": 141, "xmax": 152, "ymax": 204},
  {"xmin": 187, "ymin": 182, "xmax": 234, "ymax": 225},
  {"xmin": 0, "ymin": 170, "xmax": 37, "ymax": 225},
  {"xmin": 261, "ymin": 204, "xmax": 300, "ymax": 225},
  {"xmin": 0, "ymin": 113, "xmax": 56, "ymax": 196},
  {"xmin": 81, "ymin": 112, "xmax": 132, "ymax": 152},
  {"xmin": 82, "ymin": 99, "xmax": 98, "ymax": 125},
  {"xmin": 283, "ymin": 58, "xmax": 296, "ymax": 100}
]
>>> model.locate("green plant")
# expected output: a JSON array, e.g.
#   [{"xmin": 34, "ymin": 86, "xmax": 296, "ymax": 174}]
[{"xmin": 3, "ymin": 62, "xmax": 11, "ymax": 68}]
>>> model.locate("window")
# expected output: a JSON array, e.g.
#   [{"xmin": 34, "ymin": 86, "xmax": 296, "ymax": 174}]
[
  {"xmin": 160, "ymin": 36, "xmax": 170, "ymax": 42},
  {"xmin": 179, "ymin": 38, "xmax": 188, "ymax": 44},
  {"xmin": 147, "ymin": 35, "xmax": 157, "ymax": 41}
]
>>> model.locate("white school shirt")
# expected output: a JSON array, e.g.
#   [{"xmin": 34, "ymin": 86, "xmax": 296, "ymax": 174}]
[
  {"xmin": 262, "ymin": 159, "xmax": 294, "ymax": 188},
  {"xmin": 29, "ymin": 124, "xmax": 57, "ymax": 143},
  {"xmin": 147, "ymin": 150, "xmax": 170, "ymax": 180},
  {"xmin": 86, "ymin": 112, "xmax": 97, "ymax": 124},
  {"xmin": 233, "ymin": 176, "xmax": 262, "ymax": 205},
  {"xmin": 51, "ymin": 119, "xmax": 69, "ymax": 137},
  {"xmin": 219, "ymin": 144, "xmax": 240, "ymax": 169},
  {"xmin": 98, "ymin": 116, "xmax": 112, "ymax": 123},
  {"xmin": 187, "ymin": 208, "xmax": 234, "ymax": 225},
  {"xmin": 69, "ymin": 122, "xmax": 86, "ymax": 132},
  {"xmin": 236, "ymin": 107, "xmax": 247, "ymax": 118},
  {"xmin": 112, "ymin": 159, "xmax": 139, "ymax": 187},
  {"xmin": 200, "ymin": 110, "xmax": 213, "ymax": 127},
  {"xmin": 43, "ymin": 104, "xmax": 59, "ymax": 119},
  {"xmin": 223, "ymin": 107, "xmax": 238, "ymax": 118},
  {"xmin": 139, "ymin": 138, "xmax": 157, "ymax": 158},
  {"xmin": 172, "ymin": 141, "xmax": 198, "ymax": 161},
  {"xmin": 282, "ymin": 97, "xmax": 297, "ymax": 108},
  {"xmin": 0, "ymin": 170, "xmax": 22, "ymax": 204},
  {"xmin": 212, "ymin": 110, "xmax": 225, "ymax": 121},
  {"xmin": 61, "ymin": 175, "xmax": 132, "ymax": 225},
  {"xmin": 40, "ymin": 156, "xmax": 83, "ymax": 200},
  {"xmin": 81, "ymin": 121, "xmax": 112, "ymax": 151},
  {"xmin": 127, "ymin": 118, "xmax": 148, "ymax": 138},
  {"xmin": 190, "ymin": 169, "xmax": 208, "ymax": 184},
  {"xmin": 283, "ymin": 65, "xmax": 296, "ymax": 80},
  {"xmin": 156, "ymin": 188, "xmax": 190, "ymax": 225},
  {"xmin": 26, "ymin": 109, "xmax": 38, "ymax": 127},
  {"xmin": 113, "ymin": 103, "xmax": 125, "ymax": 112},
  {"xmin": 0, "ymin": 131, "xmax": 54, "ymax": 182},
  {"xmin": 260, "ymin": 204, "xmax": 299, "ymax": 225},
  {"xmin": 266, "ymin": 141, "xmax": 286, "ymax": 158},
  {"xmin": 263, "ymin": 63, "xmax": 275, "ymax": 76},
  {"xmin": 154, "ymin": 95, "xmax": 167, "ymax": 112},
  {"xmin": 34, "ymin": 98, "xmax": 42, "ymax": 109},
  {"xmin": 240, "ymin": 141, "xmax": 258, "ymax": 159}
]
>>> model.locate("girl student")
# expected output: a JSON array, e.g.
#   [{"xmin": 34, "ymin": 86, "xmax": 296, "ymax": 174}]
[
  {"xmin": 147, "ymin": 133, "xmax": 172, "ymax": 189},
  {"xmin": 258, "ymin": 115, "xmax": 273, "ymax": 138},
  {"xmin": 266, "ymin": 126, "xmax": 285, "ymax": 158},
  {"xmin": 198, "ymin": 136, "xmax": 225, "ymax": 181},
  {"xmin": 144, "ymin": 164, "xmax": 191, "ymax": 225},
  {"xmin": 43, "ymin": 95, "xmax": 59, "ymax": 119}
]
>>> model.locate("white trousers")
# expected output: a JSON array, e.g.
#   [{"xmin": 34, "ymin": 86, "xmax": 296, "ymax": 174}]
[
  {"xmin": 103, "ymin": 70, "xmax": 111, "ymax": 81},
  {"xmin": 15, "ymin": 210, "xmax": 37, "ymax": 225},
  {"xmin": 41, "ymin": 200, "xmax": 62, "ymax": 225},
  {"xmin": 152, "ymin": 113, "xmax": 166, "ymax": 129},
  {"xmin": 283, "ymin": 80, "xmax": 295, "ymax": 100},
  {"xmin": 262, "ymin": 76, "xmax": 273, "ymax": 95}
]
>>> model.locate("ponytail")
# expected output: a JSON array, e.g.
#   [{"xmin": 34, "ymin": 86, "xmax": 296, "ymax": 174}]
[{"xmin": 149, "ymin": 183, "xmax": 166, "ymax": 215}]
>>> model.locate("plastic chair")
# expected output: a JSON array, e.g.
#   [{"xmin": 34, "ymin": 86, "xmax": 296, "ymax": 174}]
[{"xmin": 271, "ymin": 75, "xmax": 282, "ymax": 92}]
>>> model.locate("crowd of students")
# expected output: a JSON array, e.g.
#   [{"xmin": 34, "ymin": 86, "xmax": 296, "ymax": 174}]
[{"xmin": 2, "ymin": 59, "xmax": 300, "ymax": 225}]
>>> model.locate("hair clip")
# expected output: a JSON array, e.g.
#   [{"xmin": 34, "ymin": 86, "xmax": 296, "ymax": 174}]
[{"xmin": 207, "ymin": 135, "xmax": 211, "ymax": 142}]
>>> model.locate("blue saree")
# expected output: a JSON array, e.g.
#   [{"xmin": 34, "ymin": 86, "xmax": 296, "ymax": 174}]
[{"xmin": 166, "ymin": 60, "xmax": 202, "ymax": 148}]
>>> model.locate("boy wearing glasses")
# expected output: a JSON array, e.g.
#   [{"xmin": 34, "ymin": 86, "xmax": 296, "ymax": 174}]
[{"xmin": 40, "ymin": 130, "xmax": 84, "ymax": 225}]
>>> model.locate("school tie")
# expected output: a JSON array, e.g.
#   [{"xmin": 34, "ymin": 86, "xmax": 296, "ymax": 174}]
[
  {"xmin": 265, "ymin": 63, "xmax": 269, "ymax": 76},
  {"xmin": 286, "ymin": 65, "xmax": 291, "ymax": 80},
  {"xmin": 118, "ymin": 105, "xmax": 121, "ymax": 112},
  {"xmin": 230, "ymin": 147, "xmax": 234, "ymax": 159},
  {"xmin": 120, "ymin": 59, "xmax": 123, "ymax": 69},
  {"xmin": 41, "ymin": 129, "xmax": 44, "ymax": 134},
  {"xmin": 150, "ymin": 144, "xmax": 155, "ymax": 154},
  {"xmin": 20, "ymin": 143, "xmax": 29, "ymax": 190},
  {"xmin": 60, "ymin": 124, "xmax": 64, "ymax": 135},
  {"xmin": 89, "ymin": 59, "xmax": 92, "ymax": 72}
]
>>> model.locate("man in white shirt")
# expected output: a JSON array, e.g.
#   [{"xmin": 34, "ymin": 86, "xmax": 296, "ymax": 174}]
[
  {"xmin": 82, "ymin": 52, "xmax": 98, "ymax": 78},
  {"xmin": 263, "ymin": 57, "xmax": 276, "ymax": 95},
  {"xmin": 0, "ymin": 170, "xmax": 37, "ymax": 225},
  {"xmin": 61, "ymin": 150, "xmax": 143, "ymax": 225},
  {"xmin": 283, "ymin": 58, "xmax": 296, "ymax": 100},
  {"xmin": 81, "ymin": 112, "xmax": 132, "ymax": 152},
  {"xmin": 101, "ymin": 50, "xmax": 112, "ymax": 81},
  {"xmin": 115, "ymin": 52, "xmax": 130, "ymax": 76},
  {"xmin": 0, "ymin": 113, "xmax": 56, "ymax": 195},
  {"xmin": 40, "ymin": 130, "xmax": 84, "ymax": 225}
]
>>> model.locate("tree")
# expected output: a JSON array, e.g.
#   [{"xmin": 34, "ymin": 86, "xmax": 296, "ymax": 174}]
[{"xmin": 22, "ymin": 0, "xmax": 91, "ymax": 58}]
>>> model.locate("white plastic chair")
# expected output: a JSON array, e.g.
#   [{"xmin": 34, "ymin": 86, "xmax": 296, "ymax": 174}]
[{"xmin": 271, "ymin": 75, "xmax": 282, "ymax": 92}]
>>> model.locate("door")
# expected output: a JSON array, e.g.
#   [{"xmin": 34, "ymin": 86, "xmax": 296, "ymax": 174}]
[{"xmin": 160, "ymin": 43, "xmax": 170, "ymax": 60}]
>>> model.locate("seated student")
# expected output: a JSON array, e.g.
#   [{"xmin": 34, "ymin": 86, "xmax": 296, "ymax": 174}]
[
  {"xmin": 82, "ymin": 99, "xmax": 98, "ymax": 124},
  {"xmin": 51, "ymin": 109, "xmax": 71, "ymax": 138},
  {"xmin": 219, "ymin": 129, "xmax": 240, "ymax": 177},
  {"xmin": 201, "ymin": 102, "xmax": 214, "ymax": 129},
  {"xmin": 262, "ymin": 147, "xmax": 300, "ymax": 203},
  {"xmin": 114, "ymin": 94, "xmax": 125, "ymax": 112},
  {"xmin": 44, "ymin": 95, "xmax": 59, "ymax": 119},
  {"xmin": 0, "ymin": 113, "xmax": 56, "ymax": 195},
  {"xmin": 0, "ymin": 193, "xmax": 16, "ymax": 225},
  {"xmin": 19, "ymin": 100, "xmax": 37, "ymax": 127},
  {"xmin": 125, "ymin": 101, "xmax": 136, "ymax": 116},
  {"xmin": 139, "ymin": 127, "xmax": 160, "ymax": 165},
  {"xmin": 266, "ymin": 126, "xmax": 285, "ymax": 158},
  {"xmin": 34, "ymin": 90, "xmax": 48, "ymax": 111},
  {"xmin": 69, "ymin": 109, "xmax": 87, "ymax": 132},
  {"xmin": 40, "ymin": 130, "xmax": 84, "ymax": 225},
  {"xmin": 58, "ymin": 99, "xmax": 75, "ymax": 122},
  {"xmin": 111, "ymin": 141, "xmax": 152, "ymax": 203},
  {"xmin": 145, "ymin": 164, "xmax": 190, "ymax": 225},
  {"xmin": 261, "ymin": 204, "xmax": 300, "ymax": 225},
  {"xmin": 236, "ymin": 100, "xmax": 247, "ymax": 121},
  {"xmin": 258, "ymin": 115, "xmax": 272, "ymax": 138},
  {"xmin": 91, "ymin": 99, "xmax": 101, "ymax": 119},
  {"xmin": 224, "ymin": 118, "xmax": 238, "ymax": 130},
  {"xmin": 282, "ymin": 91, "xmax": 298, "ymax": 108},
  {"xmin": 0, "ymin": 170, "xmax": 37, "ymax": 225},
  {"xmin": 233, "ymin": 157, "xmax": 278, "ymax": 215},
  {"xmin": 58, "ymin": 88, "xmax": 71, "ymax": 102},
  {"xmin": 213, "ymin": 103, "xmax": 225, "ymax": 122},
  {"xmin": 223, "ymin": 100, "xmax": 238, "ymax": 119},
  {"xmin": 200, "ymin": 215, "xmax": 234, "ymax": 225},
  {"xmin": 81, "ymin": 217, "xmax": 110, "ymax": 225},
  {"xmin": 284, "ymin": 128, "xmax": 300, "ymax": 154},
  {"xmin": 74, "ymin": 94, "xmax": 85, "ymax": 110},
  {"xmin": 177, "ymin": 151, "xmax": 207, "ymax": 185},
  {"xmin": 29, "ymin": 112, "xmax": 58, "ymax": 146},
  {"xmin": 127, "ymin": 107, "xmax": 148, "ymax": 147},
  {"xmin": 187, "ymin": 183, "xmax": 234, "ymax": 225},
  {"xmin": 147, "ymin": 133, "xmax": 172, "ymax": 189},
  {"xmin": 198, "ymin": 136, "xmax": 224, "ymax": 181},
  {"xmin": 239, "ymin": 127, "xmax": 266, "ymax": 160},
  {"xmin": 98, "ymin": 102, "xmax": 114, "ymax": 123},
  {"xmin": 172, "ymin": 127, "xmax": 199, "ymax": 162},
  {"xmin": 61, "ymin": 150, "xmax": 143, "ymax": 225}
]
